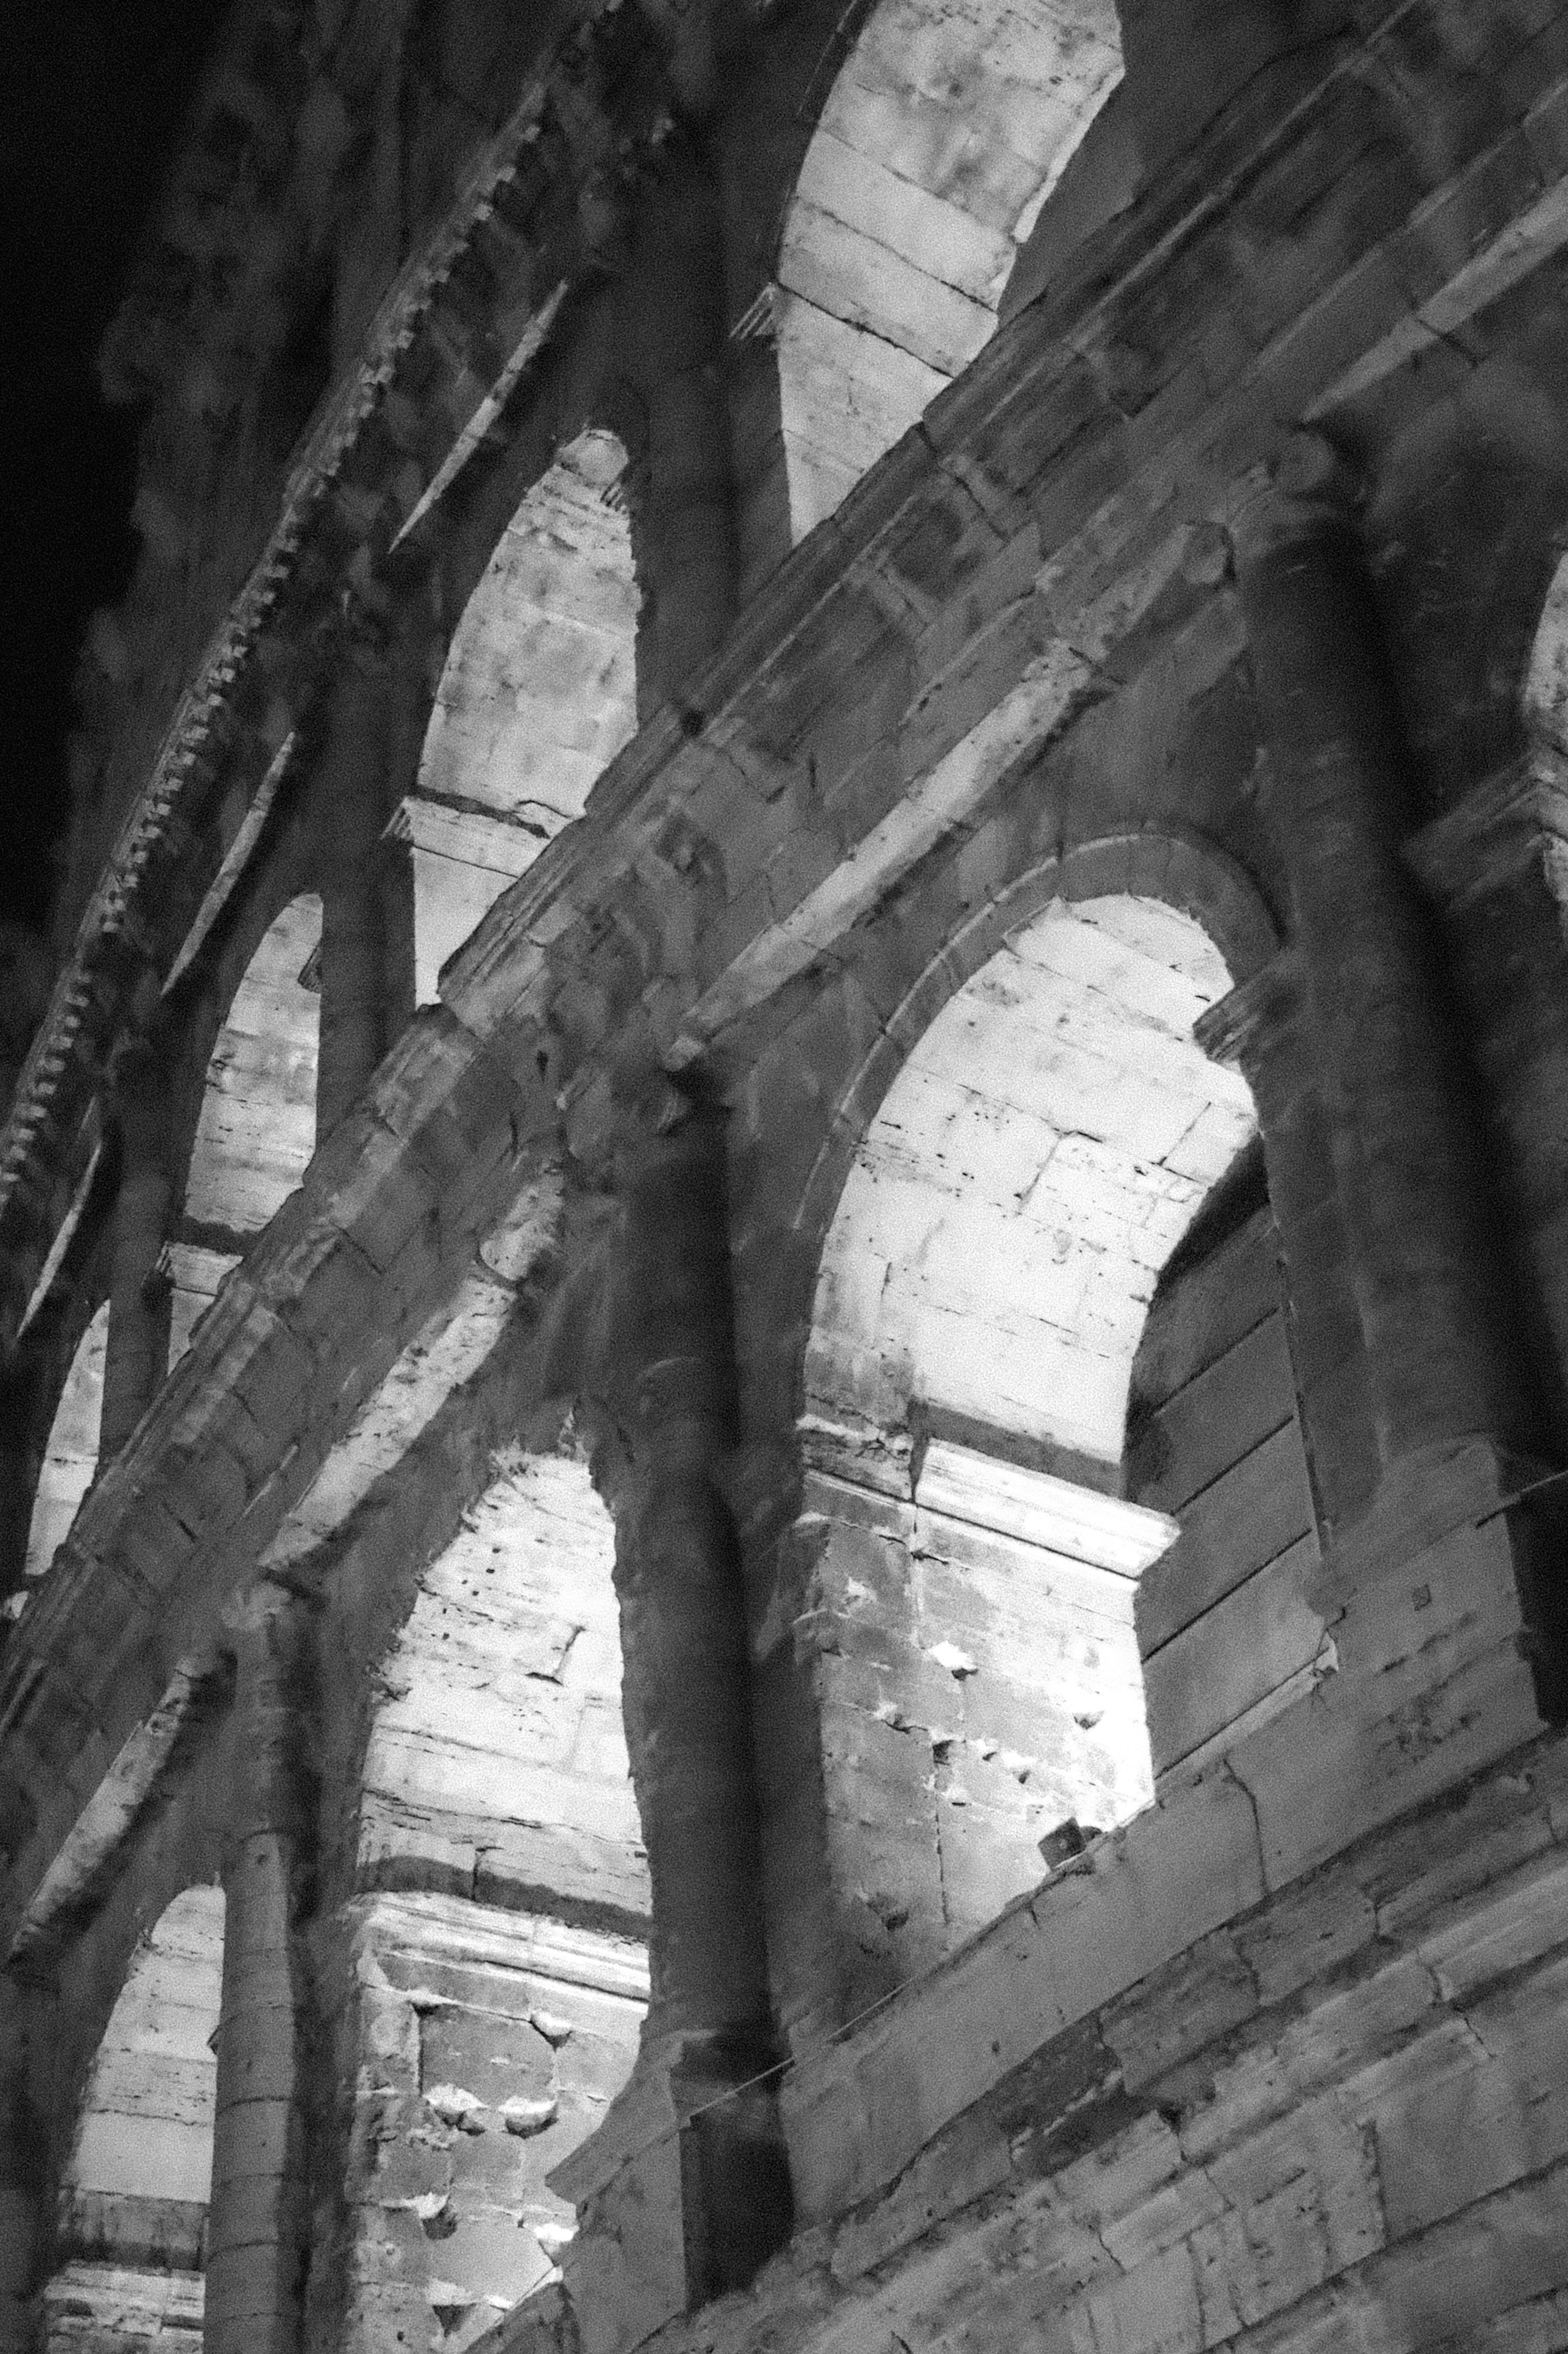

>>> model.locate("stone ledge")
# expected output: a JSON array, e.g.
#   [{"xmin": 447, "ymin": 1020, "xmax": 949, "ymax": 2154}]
[{"xmin": 632, "ymin": 1725, "xmax": 1568, "ymax": 2354}]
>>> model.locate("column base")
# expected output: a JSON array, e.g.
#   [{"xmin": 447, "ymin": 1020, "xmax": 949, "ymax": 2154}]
[{"xmin": 550, "ymin": 2029, "xmax": 791, "ymax": 2354}]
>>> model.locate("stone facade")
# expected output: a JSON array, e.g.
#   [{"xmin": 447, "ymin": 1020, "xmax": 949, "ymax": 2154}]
[{"xmin": 4, "ymin": 2, "xmax": 1568, "ymax": 2351}]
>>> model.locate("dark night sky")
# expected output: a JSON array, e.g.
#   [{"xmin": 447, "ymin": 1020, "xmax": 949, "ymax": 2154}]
[{"xmin": 0, "ymin": 0, "xmax": 232, "ymax": 936}]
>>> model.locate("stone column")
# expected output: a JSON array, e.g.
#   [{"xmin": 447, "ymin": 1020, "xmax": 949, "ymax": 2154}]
[
  {"xmin": 626, "ymin": 152, "xmax": 737, "ymax": 707},
  {"xmin": 610, "ymin": 1106, "xmax": 771, "ymax": 2046},
  {"xmin": 313, "ymin": 653, "xmax": 393, "ymax": 1146},
  {"xmin": 1232, "ymin": 439, "xmax": 1531, "ymax": 1473},
  {"xmin": 99, "ymin": 1040, "xmax": 174, "ymax": 1463},
  {"xmin": 205, "ymin": 1581, "xmax": 314, "ymax": 2354},
  {"xmin": 0, "ymin": 1967, "xmax": 52, "ymax": 2354},
  {"xmin": 553, "ymin": 1101, "xmax": 788, "ymax": 2350}
]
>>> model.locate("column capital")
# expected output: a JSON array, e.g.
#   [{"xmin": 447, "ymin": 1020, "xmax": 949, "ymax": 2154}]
[{"xmin": 1229, "ymin": 430, "xmax": 1365, "ymax": 567}]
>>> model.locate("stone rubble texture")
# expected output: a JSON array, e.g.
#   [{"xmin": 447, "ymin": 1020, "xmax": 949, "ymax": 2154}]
[{"xmin": 2, "ymin": 0, "xmax": 1568, "ymax": 2352}]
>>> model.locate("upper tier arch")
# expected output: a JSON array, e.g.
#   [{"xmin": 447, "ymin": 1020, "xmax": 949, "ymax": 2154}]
[
  {"xmin": 806, "ymin": 890, "xmax": 1255, "ymax": 1473},
  {"xmin": 182, "ymin": 894, "xmax": 322, "ymax": 1245}
]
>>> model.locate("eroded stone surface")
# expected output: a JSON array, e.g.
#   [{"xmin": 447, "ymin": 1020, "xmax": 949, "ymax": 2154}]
[
  {"xmin": 7, "ymin": 7, "xmax": 1568, "ymax": 2354},
  {"xmin": 808, "ymin": 895, "xmax": 1254, "ymax": 1464}
]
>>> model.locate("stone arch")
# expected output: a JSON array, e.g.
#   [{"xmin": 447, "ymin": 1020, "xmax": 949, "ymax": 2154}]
[
  {"xmin": 20, "ymin": 1300, "xmax": 109, "ymax": 1592},
  {"xmin": 175, "ymin": 892, "xmax": 322, "ymax": 1345},
  {"xmin": 771, "ymin": 0, "xmax": 1122, "ymax": 537},
  {"xmin": 787, "ymin": 831, "xmax": 1280, "ymax": 1373},
  {"xmin": 344, "ymin": 1449, "xmax": 648, "ymax": 2336},
  {"xmin": 403, "ymin": 428, "xmax": 639, "ymax": 1006},
  {"xmin": 44, "ymin": 1883, "xmax": 224, "ymax": 2348}
]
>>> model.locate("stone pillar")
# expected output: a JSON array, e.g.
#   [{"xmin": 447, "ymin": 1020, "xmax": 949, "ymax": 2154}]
[
  {"xmin": 313, "ymin": 654, "xmax": 392, "ymax": 1145},
  {"xmin": 610, "ymin": 1111, "xmax": 769, "ymax": 2046},
  {"xmin": 99, "ymin": 1041, "xmax": 174, "ymax": 1463},
  {"xmin": 0, "ymin": 1968, "xmax": 52, "ymax": 2354},
  {"xmin": 205, "ymin": 1581, "xmax": 314, "ymax": 2354},
  {"xmin": 626, "ymin": 152, "xmax": 737, "ymax": 707},
  {"xmin": 553, "ymin": 1102, "xmax": 788, "ymax": 2350},
  {"xmin": 1232, "ymin": 440, "xmax": 1532, "ymax": 1474}
]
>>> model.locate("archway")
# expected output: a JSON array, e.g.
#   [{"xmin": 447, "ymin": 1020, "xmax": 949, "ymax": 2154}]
[
  {"xmin": 347, "ymin": 1451, "xmax": 648, "ymax": 2342},
  {"xmin": 172, "ymin": 892, "xmax": 323, "ymax": 1359},
  {"xmin": 402, "ymin": 429, "xmax": 637, "ymax": 1005},
  {"xmin": 21, "ymin": 1300, "xmax": 109, "ymax": 1590},
  {"xmin": 797, "ymin": 891, "xmax": 1285, "ymax": 1988},
  {"xmin": 43, "ymin": 1885, "xmax": 223, "ymax": 2349},
  {"xmin": 773, "ymin": 0, "xmax": 1122, "ymax": 536}
]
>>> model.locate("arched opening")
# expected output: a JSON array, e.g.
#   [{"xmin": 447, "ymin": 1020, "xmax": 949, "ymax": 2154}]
[
  {"xmin": 773, "ymin": 0, "xmax": 1121, "ymax": 537},
  {"xmin": 21, "ymin": 1301, "xmax": 110, "ymax": 1589},
  {"xmin": 800, "ymin": 893, "xmax": 1281, "ymax": 1974},
  {"xmin": 401, "ymin": 429, "xmax": 637, "ymax": 1005},
  {"xmin": 44, "ymin": 1885, "xmax": 224, "ymax": 2348},
  {"xmin": 173, "ymin": 892, "xmax": 323, "ymax": 1359},
  {"xmin": 348, "ymin": 1451, "xmax": 647, "ymax": 2338}
]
